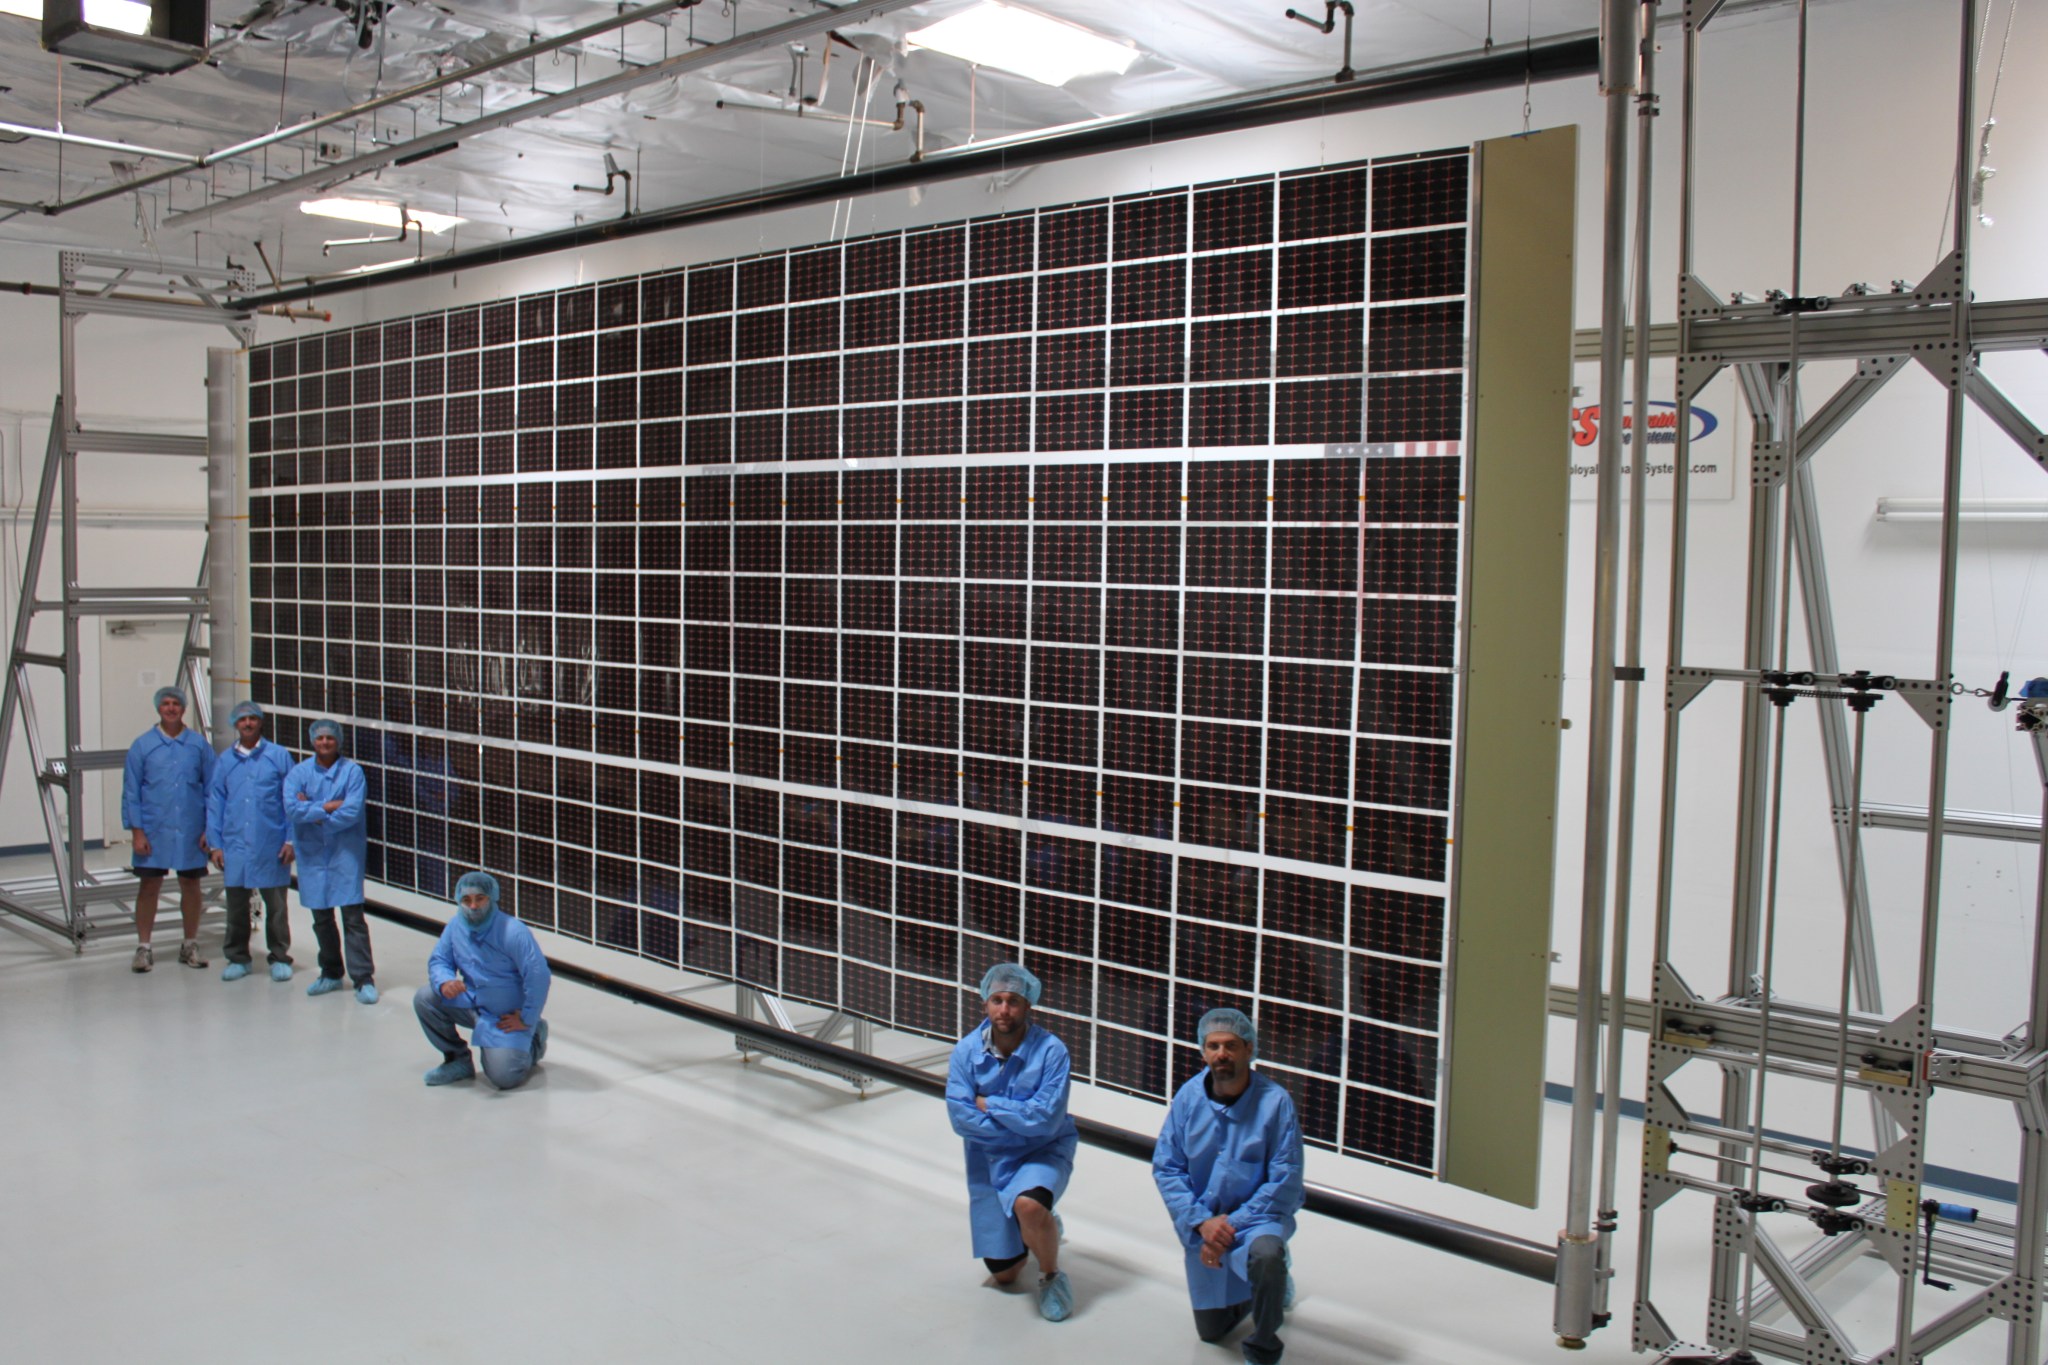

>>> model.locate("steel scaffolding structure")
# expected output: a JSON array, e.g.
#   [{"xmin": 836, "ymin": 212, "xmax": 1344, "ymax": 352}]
[
  {"xmin": 1591, "ymin": 2, "xmax": 2048, "ymax": 1362},
  {"xmin": 0, "ymin": 251, "xmax": 254, "ymax": 948}
]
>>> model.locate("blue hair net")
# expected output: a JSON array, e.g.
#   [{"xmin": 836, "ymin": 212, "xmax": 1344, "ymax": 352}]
[
  {"xmin": 152, "ymin": 685, "xmax": 188, "ymax": 709},
  {"xmin": 455, "ymin": 870, "xmax": 500, "ymax": 906},
  {"xmin": 1197, "ymin": 1007, "xmax": 1257, "ymax": 1058},
  {"xmin": 230, "ymin": 700, "xmax": 264, "ymax": 723},
  {"xmin": 308, "ymin": 719, "xmax": 342, "ymax": 741},
  {"xmin": 979, "ymin": 961, "xmax": 1041, "ymax": 1005}
]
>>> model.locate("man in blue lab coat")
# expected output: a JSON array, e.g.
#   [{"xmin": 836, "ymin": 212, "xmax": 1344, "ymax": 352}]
[
  {"xmin": 1153, "ymin": 1008, "xmax": 1305, "ymax": 1364},
  {"xmin": 205, "ymin": 700, "xmax": 295, "ymax": 982},
  {"xmin": 121, "ymin": 686, "xmax": 215, "ymax": 973},
  {"xmin": 288, "ymin": 719, "xmax": 375, "ymax": 1002},
  {"xmin": 946, "ymin": 961, "xmax": 1078, "ymax": 1322},
  {"xmin": 413, "ymin": 871, "xmax": 551, "ymax": 1089}
]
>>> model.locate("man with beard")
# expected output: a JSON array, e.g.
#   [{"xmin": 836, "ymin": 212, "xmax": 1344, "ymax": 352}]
[
  {"xmin": 1152, "ymin": 1008, "xmax": 1304, "ymax": 1364},
  {"xmin": 945, "ymin": 961, "xmax": 1078, "ymax": 1322}
]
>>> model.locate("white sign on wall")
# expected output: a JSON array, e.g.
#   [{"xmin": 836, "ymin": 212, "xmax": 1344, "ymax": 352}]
[{"xmin": 1567, "ymin": 362, "xmax": 1737, "ymax": 501}]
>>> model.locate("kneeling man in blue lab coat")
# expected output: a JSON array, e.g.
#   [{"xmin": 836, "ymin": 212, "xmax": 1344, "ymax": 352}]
[
  {"xmin": 1153, "ymin": 1008, "xmax": 1304, "ymax": 1365},
  {"xmin": 946, "ymin": 962, "xmax": 1078, "ymax": 1322},
  {"xmin": 413, "ymin": 871, "xmax": 551, "ymax": 1090}
]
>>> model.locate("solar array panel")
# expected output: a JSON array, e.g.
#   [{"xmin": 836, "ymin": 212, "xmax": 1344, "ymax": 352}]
[{"xmin": 246, "ymin": 151, "xmax": 1470, "ymax": 1172}]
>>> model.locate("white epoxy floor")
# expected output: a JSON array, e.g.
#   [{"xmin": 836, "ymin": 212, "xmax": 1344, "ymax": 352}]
[{"xmin": 0, "ymin": 890, "xmax": 1649, "ymax": 1365}]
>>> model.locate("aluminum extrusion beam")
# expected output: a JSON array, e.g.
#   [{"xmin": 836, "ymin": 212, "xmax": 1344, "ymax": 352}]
[
  {"xmin": 1854, "ymin": 800, "xmax": 2041, "ymax": 843},
  {"xmin": 163, "ymin": 0, "xmax": 934, "ymax": 232},
  {"xmin": 358, "ymin": 896, "xmax": 1559, "ymax": 1283},
  {"xmin": 231, "ymin": 35, "xmax": 1604, "ymax": 309},
  {"xmin": 1685, "ymin": 294, "xmax": 2048, "ymax": 363},
  {"xmin": 1965, "ymin": 370, "xmax": 2048, "ymax": 471}
]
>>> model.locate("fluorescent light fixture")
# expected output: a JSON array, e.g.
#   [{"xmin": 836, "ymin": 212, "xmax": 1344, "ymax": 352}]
[
  {"xmin": 906, "ymin": 2, "xmax": 1138, "ymax": 88},
  {"xmin": 89, "ymin": 0, "xmax": 151, "ymax": 34},
  {"xmin": 300, "ymin": 198, "xmax": 465, "ymax": 235},
  {"xmin": 1874, "ymin": 498, "xmax": 2048, "ymax": 524},
  {"xmin": 40, "ymin": 1, "xmax": 207, "ymax": 74},
  {"xmin": 9, "ymin": 1, "xmax": 159, "ymax": 35}
]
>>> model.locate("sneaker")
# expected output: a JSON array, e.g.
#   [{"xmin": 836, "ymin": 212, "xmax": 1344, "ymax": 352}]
[
  {"xmin": 222, "ymin": 962, "xmax": 252, "ymax": 982},
  {"xmin": 131, "ymin": 944, "xmax": 153, "ymax": 973},
  {"xmin": 531, "ymin": 1018, "xmax": 549, "ymax": 1063},
  {"xmin": 424, "ymin": 1055, "xmax": 477, "ymax": 1087},
  {"xmin": 355, "ymin": 982, "xmax": 379, "ymax": 1005},
  {"xmin": 269, "ymin": 962, "xmax": 293, "ymax": 982},
  {"xmin": 306, "ymin": 975, "xmax": 347, "ymax": 997},
  {"xmin": 1037, "ymin": 1270, "xmax": 1073, "ymax": 1323},
  {"xmin": 178, "ymin": 940, "xmax": 207, "ymax": 969}
]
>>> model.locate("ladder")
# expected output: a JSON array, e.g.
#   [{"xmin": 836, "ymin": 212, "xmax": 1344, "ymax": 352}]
[{"xmin": 0, "ymin": 250, "xmax": 254, "ymax": 949}]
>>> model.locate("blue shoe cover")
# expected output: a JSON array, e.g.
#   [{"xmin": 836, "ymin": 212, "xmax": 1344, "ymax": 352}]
[
  {"xmin": 1284, "ymin": 1274, "xmax": 1297, "ymax": 1311},
  {"xmin": 531, "ymin": 1018, "xmax": 549, "ymax": 1063},
  {"xmin": 1054, "ymin": 1211, "xmax": 1066, "ymax": 1242},
  {"xmin": 424, "ymin": 1056, "xmax": 476, "ymax": 1087},
  {"xmin": 221, "ymin": 962, "xmax": 251, "ymax": 982},
  {"xmin": 1037, "ymin": 1270, "xmax": 1073, "ymax": 1323},
  {"xmin": 306, "ymin": 975, "xmax": 346, "ymax": 997},
  {"xmin": 355, "ymin": 982, "xmax": 379, "ymax": 1005},
  {"xmin": 269, "ymin": 962, "xmax": 293, "ymax": 982}
]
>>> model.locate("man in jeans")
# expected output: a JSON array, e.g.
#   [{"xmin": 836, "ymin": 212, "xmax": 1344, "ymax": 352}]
[
  {"xmin": 205, "ymin": 700, "xmax": 295, "ymax": 982},
  {"xmin": 414, "ymin": 871, "xmax": 551, "ymax": 1089},
  {"xmin": 288, "ymin": 719, "xmax": 375, "ymax": 1003},
  {"xmin": 1153, "ymin": 1008, "xmax": 1304, "ymax": 1365}
]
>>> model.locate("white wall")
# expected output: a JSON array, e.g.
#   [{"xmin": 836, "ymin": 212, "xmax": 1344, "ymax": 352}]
[{"xmin": 8, "ymin": 0, "xmax": 2044, "ymax": 1192}]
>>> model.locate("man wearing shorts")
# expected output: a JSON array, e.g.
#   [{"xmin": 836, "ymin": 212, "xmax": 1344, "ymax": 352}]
[{"xmin": 120, "ymin": 686, "xmax": 216, "ymax": 973}]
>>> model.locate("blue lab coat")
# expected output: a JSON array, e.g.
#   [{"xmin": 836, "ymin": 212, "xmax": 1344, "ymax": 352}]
[
  {"xmin": 427, "ymin": 910, "xmax": 552, "ymax": 1052},
  {"xmin": 1152, "ymin": 1070, "xmax": 1306, "ymax": 1309},
  {"xmin": 121, "ymin": 726, "xmax": 215, "ymax": 872},
  {"xmin": 946, "ymin": 1021, "xmax": 1079, "ymax": 1259},
  {"xmin": 204, "ymin": 740, "xmax": 294, "ymax": 888},
  {"xmin": 285, "ymin": 754, "xmax": 367, "ymax": 908}
]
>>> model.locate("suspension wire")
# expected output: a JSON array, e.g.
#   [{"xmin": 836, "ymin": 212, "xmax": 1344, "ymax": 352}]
[
  {"xmin": 1827, "ymin": 704, "xmax": 1873, "ymax": 1159},
  {"xmin": 1933, "ymin": 0, "xmax": 2005, "ymax": 261},
  {"xmin": 826, "ymin": 55, "xmax": 866, "ymax": 241},
  {"xmin": 1521, "ymin": 0, "xmax": 1534, "ymax": 132}
]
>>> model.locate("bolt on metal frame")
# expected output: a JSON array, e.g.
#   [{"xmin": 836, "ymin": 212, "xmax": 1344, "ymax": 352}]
[
  {"xmin": 1629, "ymin": 2, "xmax": 2048, "ymax": 1362},
  {"xmin": 0, "ymin": 250, "xmax": 254, "ymax": 949}
]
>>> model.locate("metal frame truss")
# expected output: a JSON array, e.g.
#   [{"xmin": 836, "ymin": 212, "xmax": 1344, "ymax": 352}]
[
  {"xmin": 0, "ymin": 250, "xmax": 254, "ymax": 948},
  {"xmin": 1629, "ymin": 3, "xmax": 2048, "ymax": 1362}
]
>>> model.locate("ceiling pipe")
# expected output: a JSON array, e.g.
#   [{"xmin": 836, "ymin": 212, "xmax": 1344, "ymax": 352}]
[
  {"xmin": 36, "ymin": 0, "xmax": 699, "ymax": 219},
  {"xmin": 1, "ymin": 278, "xmax": 329, "ymax": 321},
  {"xmin": 0, "ymin": 120, "xmax": 191, "ymax": 160},
  {"xmin": 161, "ymin": 0, "xmax": 935, "ymax": 232},
  {"xmin": 235, "ymin": 32, "xmax": 1601, "ymax": 310}
]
